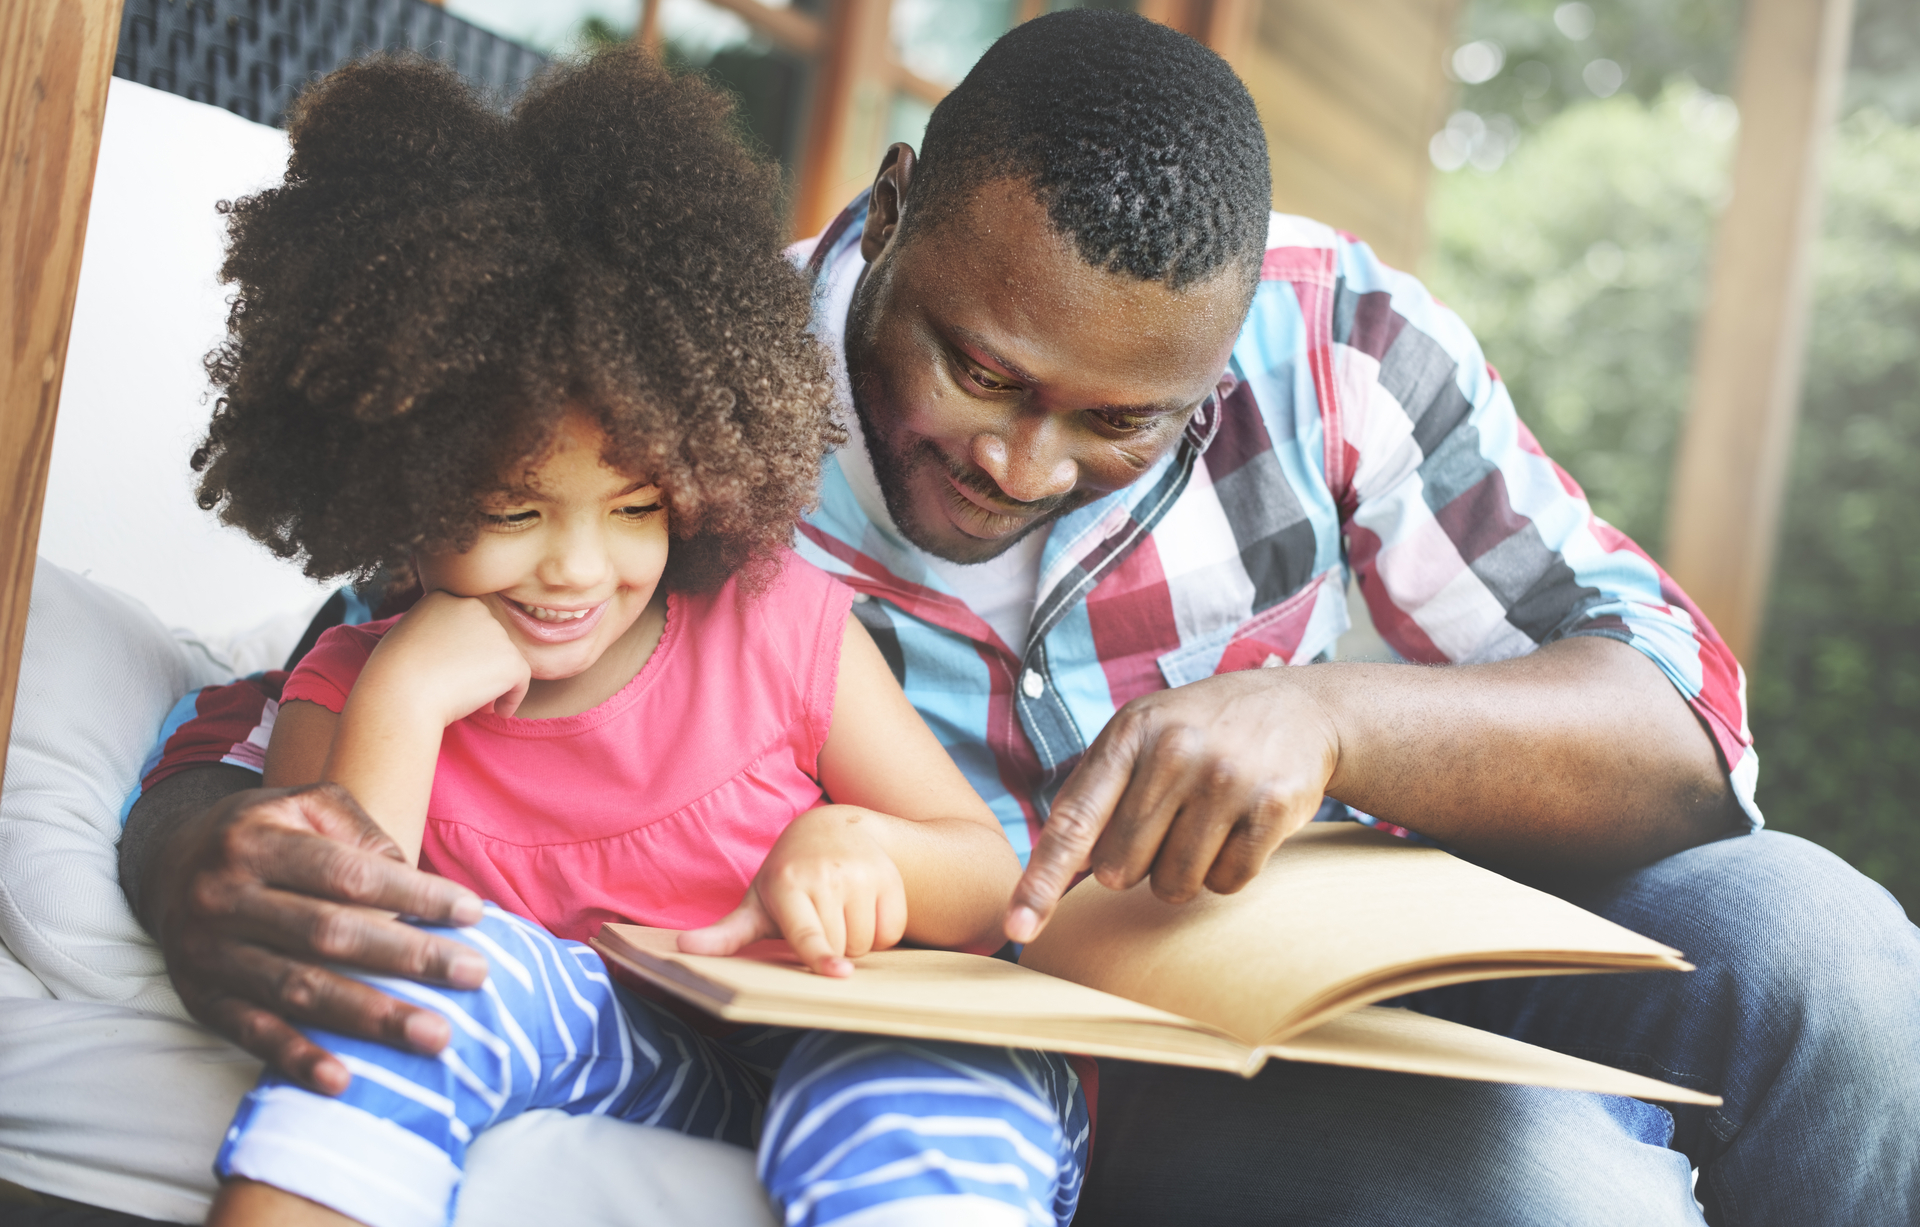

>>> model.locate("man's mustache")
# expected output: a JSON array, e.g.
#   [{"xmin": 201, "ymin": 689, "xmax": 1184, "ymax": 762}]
[{"xmin": 928, "ymin": 444, "xmax": 1076, "ymax": 519}]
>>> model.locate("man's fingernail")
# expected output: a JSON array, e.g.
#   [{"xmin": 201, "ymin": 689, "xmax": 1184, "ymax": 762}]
[
  {"xmin": 449, "ymin": 952, "xmax": 489, "ymax": 987},
  {"xmin": 313, "ymin": 1060, "xmax": 352, "ymax": 1097},
  {"xmin": 404, "ymin": 1012, "xmax": 451, "ymax": 1052},
  {"xmin": 1006, "ymin": 906, "xmax": 1040, "ymax": 942},
  {"xmin": 450, "ymin": 896, "xmax": 484, "ymax": 926}
]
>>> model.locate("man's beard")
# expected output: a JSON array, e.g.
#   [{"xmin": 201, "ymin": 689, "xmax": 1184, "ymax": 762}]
[{"xmin": 846, "ymin": 362, "xmax": 1088, "ymax": 566}]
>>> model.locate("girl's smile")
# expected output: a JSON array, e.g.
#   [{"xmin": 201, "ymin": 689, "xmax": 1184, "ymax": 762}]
[
  {"xmin": 415, "ymin": 410, "xmax": 671, "ymax": 716},
  {"xmin": 500, "ymin": 597, "xmax": 610, "ymax": 642}
]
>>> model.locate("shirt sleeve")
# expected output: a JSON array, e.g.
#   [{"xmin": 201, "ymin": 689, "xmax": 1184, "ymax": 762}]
[
  {"xmin": 137, "ymin": 672, "xmax": 288, "ymax": 792},
  {"xmin": 279, "ymin": 620, "xmax": 389, "ymax": 715},
  {"xmin": 1320, "ymin": 234, "xmax": 1760, "ymax": 828}
]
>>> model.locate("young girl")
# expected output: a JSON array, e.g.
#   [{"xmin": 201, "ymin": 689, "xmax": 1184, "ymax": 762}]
[{"xmin": 190, "ymin": 49, "xmax": 1087, "ymax": 1227}]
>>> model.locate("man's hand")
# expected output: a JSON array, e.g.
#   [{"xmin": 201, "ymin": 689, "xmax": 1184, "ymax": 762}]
[
  {"xmin": 679, "ymin": 806, "xmax": 909, "ymax": 977},
  {"xmin": 1004, "ymin": 637, "xmax": 1744, "ymax": 944},
  {"xmin": 1005, "ymin": 669, "xmax": 1338, "ymax": 942},
  {"xmin": 145, "ymin": 781, "xmax": 487, "ymax": 1095}
]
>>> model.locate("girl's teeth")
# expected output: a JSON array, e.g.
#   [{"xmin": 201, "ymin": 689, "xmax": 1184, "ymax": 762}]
[{"xmin": 518, "ymin": 602, "xmax": 589, "ymax": 622}]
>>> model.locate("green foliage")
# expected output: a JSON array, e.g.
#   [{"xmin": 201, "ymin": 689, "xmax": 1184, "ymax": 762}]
[
  {"xmin": 1425, "ymin": 91, "xmax": 1920, "ymax": 918},
  {"xmin": 1425, "ymin": 85, "xmax": 1732, "ymax": 553},
  {"xmin": 1453, "ymin": 0, "xmax": 1739, "ymax": 127},
  {"xmin": 1748, "ymin": 110, "xmax": 1920, "ymax": 916}
]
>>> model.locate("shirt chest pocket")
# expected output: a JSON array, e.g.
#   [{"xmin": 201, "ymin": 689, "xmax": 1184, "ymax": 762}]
[{"xmin": 1155, "ymin": 569, "xmax": 1350, "ymax": 688}]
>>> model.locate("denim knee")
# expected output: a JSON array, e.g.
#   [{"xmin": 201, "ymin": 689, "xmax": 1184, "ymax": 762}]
[{"xmin": 1078, "ymin": 1061, "xmax": 1702, "ymax": 1227}]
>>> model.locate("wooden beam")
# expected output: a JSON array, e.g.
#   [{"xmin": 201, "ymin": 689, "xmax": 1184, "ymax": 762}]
[
  {"xmin": 651, "ymin": 0, "xmax": 939, "ymax": 108},
  {"xmin": 887, "ymin": 59, "xmax": 948, "ymax": 109},
  {"xmin": 0, "ymin": 0, "xmax": 124, "ymax": 793},
  {"xmin": 1015, "ymin": 0, "xmax": 1047, "ymax": 26},
  {"xmin": 1664, "ymin": 0, "xmax": 1856, "ymax": 662},
  {"xmin": 1199, "ymin": 0, "xmax": 1255, "ymax": 65},
  {"xmin": 1137, "ymin": 0, "xmax": 1254, "ymax": 61},
  {"xmin": 791, "ymin": 0, "xmax": 893, "ymax": 238},
  {"xmin": 635, "ymin": 0, "xmax": 663, "ymax": 56},
  {"xmin": 698, "ymin": 0, "xmax": 824, "ymax": 58}
]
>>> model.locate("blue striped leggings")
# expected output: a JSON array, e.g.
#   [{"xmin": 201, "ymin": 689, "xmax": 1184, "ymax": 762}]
[{"xmin": 216, "ymin": 906, "xmax": 1089, "ymax": 1227}]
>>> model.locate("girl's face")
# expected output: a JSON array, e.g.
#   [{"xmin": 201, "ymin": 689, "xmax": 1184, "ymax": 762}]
[{"xmin": 416, "ymin": 412, "xmax": 670, "ymax": 683}]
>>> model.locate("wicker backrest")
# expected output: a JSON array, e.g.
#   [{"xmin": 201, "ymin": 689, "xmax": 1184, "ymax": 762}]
[{"xmin": 115, "ymin": 0, "xmax": 548, "ymax": 127}]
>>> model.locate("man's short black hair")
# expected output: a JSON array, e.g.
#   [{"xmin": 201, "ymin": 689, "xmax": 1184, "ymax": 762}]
[{"xmin": 905, "ymin": 8, "xmax": 1271, "ymax": 291}]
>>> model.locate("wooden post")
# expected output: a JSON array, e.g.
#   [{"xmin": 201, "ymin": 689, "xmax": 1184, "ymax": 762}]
[
  {"xmin": 1664, "ymin": 0, "xmax": 1856, "ymax": 662},
  {"xmin": 790, "ymin": 0, "xmax": 893, "ymax": 238},
  {"xmin": 1136, "ymin": 0, "xmax": 1253, "ymax": 62},
  {"xmin": 635, "ymin": 0, "xmax": 663, "ymax": 57},
  {"xmin": 1198, "ymin": 0, "xmax": 1255, "ymax": 66},
  {"xmin": 0, "ymin": 0, "xmax": 125, "ymax": 792}
]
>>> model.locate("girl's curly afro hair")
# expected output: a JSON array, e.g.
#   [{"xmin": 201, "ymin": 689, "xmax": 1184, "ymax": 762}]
[{"xmin": 193, "ymin": 45, "xmax": 841, "ymax": 592}]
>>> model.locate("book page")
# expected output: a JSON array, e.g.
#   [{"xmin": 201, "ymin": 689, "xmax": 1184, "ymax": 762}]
[
  {"xmin": 1018, "ymin": 824, "xmax": 1688, "ymax": 1044},
  {"xmin": 593, "ymin": 926, "xmax": 1721, "ymax": 1104},
  {"xmin": 593, "ymin": 925, "xmax": 1259, "ymax": 1071},
  {"xmin": 1265, "ymin": 1007, "xmax": 1719, "ymax": 1106}
]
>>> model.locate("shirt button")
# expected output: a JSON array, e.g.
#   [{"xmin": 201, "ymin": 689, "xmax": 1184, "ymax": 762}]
[
  {"xmin": 850, "ymin": 592, "xmax": 870, "ymax": 604},
  {"xmin": 1021, "ymin": 669, "xmax": 1044, "ymax": 699}
]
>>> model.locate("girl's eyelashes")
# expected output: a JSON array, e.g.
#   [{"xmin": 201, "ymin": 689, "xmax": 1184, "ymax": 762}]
[
  {"xmin": 615, "ymin": 502, "xmax": 665, "ymax": 521},
  {"xmin": 483, "ymin": 509, "xmax": 539, "ymax": 529}
]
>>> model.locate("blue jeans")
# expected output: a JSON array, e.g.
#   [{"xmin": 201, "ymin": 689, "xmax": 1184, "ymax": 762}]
[{"xmin": 1076, "ymin": 832, "xmax": 1920, "ymax": 1226}]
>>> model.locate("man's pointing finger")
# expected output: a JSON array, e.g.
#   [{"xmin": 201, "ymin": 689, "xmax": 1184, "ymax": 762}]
[{"xmin": 1004, "ymin": 734, "xmax": 1137, "ymax": 942}]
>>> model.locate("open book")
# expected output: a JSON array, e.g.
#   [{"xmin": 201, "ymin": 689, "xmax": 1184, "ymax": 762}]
[{"xmin": 592, "ymin": 824, "xmax": 1719, "ymax": 1105}]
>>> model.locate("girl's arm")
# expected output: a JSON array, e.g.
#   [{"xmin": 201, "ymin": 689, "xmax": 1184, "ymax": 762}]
[
  {"xmin": 682, "ymin": 615, "xmax": 1020, "ymax": 973},
  {"xmin": 264, "ymin": 593, "xmax": 531, "ymax": 865},
  {"xmin": 811, "ymin": 616, "xmax": 1019, "ymax": 946}
]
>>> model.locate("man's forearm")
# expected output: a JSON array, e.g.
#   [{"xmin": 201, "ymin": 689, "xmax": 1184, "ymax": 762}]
[
  {"xmin": 119, "ymin": 764, "xmax": 262, "ymax": 934},
  {"xmin": 1302, "ymin": 635, "xmax": 1744, "ymax": 874}
]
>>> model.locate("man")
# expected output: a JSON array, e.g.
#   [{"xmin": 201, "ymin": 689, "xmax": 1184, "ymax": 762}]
[{"xmin": 122, "ymin": 12, "xmax": 1917, "ymax": 1225}]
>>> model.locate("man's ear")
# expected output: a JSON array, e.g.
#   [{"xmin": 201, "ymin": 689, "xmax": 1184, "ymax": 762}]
[{"xmin": 860, "ymin": 143, "xmax": 917, "ymax": 264}]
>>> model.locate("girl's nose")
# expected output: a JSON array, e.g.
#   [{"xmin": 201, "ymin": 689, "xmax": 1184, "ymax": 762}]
[{"xmin": 538, "ymin": 522, "xmax": 613, "ymax": 591}]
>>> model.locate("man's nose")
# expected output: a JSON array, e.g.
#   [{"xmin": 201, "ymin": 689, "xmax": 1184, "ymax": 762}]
[{"xmin": 971, "ymin": 416, "xmax": 1077, "ymax": 505}]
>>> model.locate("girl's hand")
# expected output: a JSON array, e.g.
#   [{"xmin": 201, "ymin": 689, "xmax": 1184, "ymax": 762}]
[
  {"xmin": 360, "ymin": 590, "xmax": 533, "ymax": 724},
  {"xmin": 679, "ymin": 806, "xmax": 908, "ymax": 977}
]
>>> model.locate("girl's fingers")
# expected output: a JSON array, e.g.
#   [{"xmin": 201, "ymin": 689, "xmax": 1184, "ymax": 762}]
[
  {"xmin": 842, "ymin": 892, "xmax": 877, "ymax": 959},
  {"xmin": 677, "ymin": 893, "xmax": 774, "ymax": 957},
  {"xmin": 809, "ymin": 887, "xmax": 851, "ymax": 970},
  {"xmin": 877, "ymin": 879, "xmax": 909, "ymax": 952},
  {"xmin": 492, "ymin": 673, "xmax": 531, "ymax": 719},
  {"xmin": 763, "ymin": 884, "xmax": 851, "ymax": 978}
]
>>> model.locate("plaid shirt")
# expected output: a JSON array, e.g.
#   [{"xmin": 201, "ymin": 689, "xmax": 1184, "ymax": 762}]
[
  {"xmin": 141, "ymin": 197, "xmax": 1761, "ymax": 862},
  {"xmin": 791, "ymin": 195, "xmax": 1759, "ymax": 864}
]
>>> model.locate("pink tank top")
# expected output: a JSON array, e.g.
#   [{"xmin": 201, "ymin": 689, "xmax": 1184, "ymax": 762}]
[{"xmin": 282, "ymin": 552, "xmax": 854, "ymax": 942}]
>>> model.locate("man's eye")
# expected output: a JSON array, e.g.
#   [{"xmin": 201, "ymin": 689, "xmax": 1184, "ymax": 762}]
[
  {"xmin": 1093, "ymin": 410, "xmax": 1155, "ymax": 434},
  {"xmin": 963, "ymin": 362, "xmax": 1016, "ymax": 393}
]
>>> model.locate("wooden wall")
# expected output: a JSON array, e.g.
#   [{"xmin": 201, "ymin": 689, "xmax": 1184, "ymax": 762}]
[{"xmin": 1240, "ymin": 0, "xmax": 1463, "ymax": 271}]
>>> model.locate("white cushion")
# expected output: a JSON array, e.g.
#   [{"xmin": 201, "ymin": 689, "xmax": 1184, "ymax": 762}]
[
  {"xmin": 0, "ymin": 996, "xmax": 773, "ymax": 1227},
  {"xmin": 0, "ymin": 932, "xmax": 50, "ymax": 1000},
  {"xmin": 0, "ymin": 557, "xmax": 228, "ymax": 1013},
  {"xmin": 0, "ymin": 559, "xmax": 775, "ymax": 1224}
]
